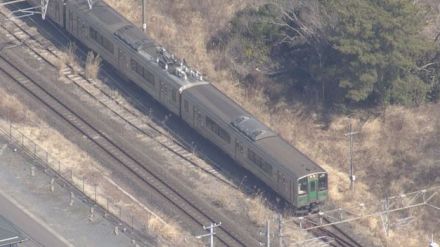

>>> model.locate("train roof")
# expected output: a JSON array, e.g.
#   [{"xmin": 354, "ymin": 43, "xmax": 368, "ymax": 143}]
[
  {"xmin": 184, "ymin": 84, "xmax": 325, "ymax": 178},
  {"xmin": 256, "ymin": 136, "xmax": 326, "ymax": 178},
  {"xmin": 68, "ymin": 0, "xmax": 207, "ymax": 88},
  {"xmin": 67, "ymin": 0, "xmax": 128, "ymax": 32},
  {"xmin": 182, "ymin": 84, "xmax": 247, "ymax": 123}
]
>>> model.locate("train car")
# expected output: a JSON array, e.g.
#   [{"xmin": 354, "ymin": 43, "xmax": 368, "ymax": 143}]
[
  {"xmin": 181, "ymin": 84, "xmax": 327, "ymax": 210},
  {"xmin": 65, "ymin": 0, "xmax": 210, "ymax": 116},
  {"xmin": 30, "ymin": 0, "xmax": 328, "ymax": 211}
]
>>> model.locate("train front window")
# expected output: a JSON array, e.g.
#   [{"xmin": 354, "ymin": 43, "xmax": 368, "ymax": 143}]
[
  {"xmin": 318, "ymin": 173, "xmax": 328, "ymax": 191},
  {"xmin": 298, "ymin": 178, "xmax": 307, "ymax": 195}
]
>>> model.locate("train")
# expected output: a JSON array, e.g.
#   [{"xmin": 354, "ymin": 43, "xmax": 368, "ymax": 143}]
[{"xmin": 27, "ymin": 0, "xmax": 328, "ymax": 212}]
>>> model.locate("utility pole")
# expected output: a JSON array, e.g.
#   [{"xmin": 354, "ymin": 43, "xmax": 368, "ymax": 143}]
[
  {"xmin": 278, "ymin": 214, "xmax": 283, "ymax": 247},
  {"xmin": 142, "ymin": 0, "xmax": 147, "ymax": 32},
  {"xmin": 344, "ymin": 122, "xmax": 359, "ymax": 192},
  {"xmin": 196, "ymin": 222, "xmax": 221, "ymax": 247},
  {"xmin": 260, "ymin": 220, "xmax": 270, "ymax": 246},
  {"xmin": 266, "ymin": 220, "xmax": 270, "ymax": 247},
  {"xmin": 430, "ymin": 234, "xmax": 439, "ymax": 247},
  {"xmin": 86, "ymin": 0, "xmax": 93, "ymax": 10}
]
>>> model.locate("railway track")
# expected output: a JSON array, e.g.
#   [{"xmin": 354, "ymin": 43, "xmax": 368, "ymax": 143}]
[
  {"xmin": 0, "ymin": 8, "xmax": 261, "ymax": 247},
  {"xmin": 0, "ymin": 6, "xmax": 237, "ymax": 190},
  {"xmin": 299, "ymin": 217, "xmax": 364, "ymax": 247},
  {"xmin": 0, "ymin": 45, "xmax": 259, "ymax": 246}
]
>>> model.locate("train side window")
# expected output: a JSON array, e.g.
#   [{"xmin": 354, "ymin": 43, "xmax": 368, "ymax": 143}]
[
  {"xmin": 247, "ymin": 149, "xmax": 272, "ymax": 175},
  {"xmin": 143, "ymin": 69, "xmax": 155, "ymax": 85},
  {"xmin": 277, "ymin": 171, "xmax": 287, "ymax": 185},
  {"xmin": 298, "ymin": 178, "xmax": 307, "ymax": 195},
  {"xmin": 69, "ymin": 11, "xmax": 74, "ymax": 31},
  {"xmin": 103, "ymin": 39, "xmax": 114, "ymax": 54},
  {"xmin": 318, "ymin": 173, "xmax": 328, "ymax": 191},
  {"xmin": 162, "ymin": 84, "xmax": 168, "ymax": 97},
  {"xmin": 131, "ymin": 59, "xmax": 155, "ymax": 85},
  {"xmin": 235, "ymin": 140, "xmax": 243, "ymax": 154},
  {"xmin": 89, "ymin": 27, "xmax": 114, "ymax": 54},
  {"xmin": 197, "ymin": 112, "xmax": 202, "ymax": 125},
  {"xmin": 184, "ymin": 100, "xmax": 189, "ymax": 112},
  {"xmin": 206, "ymin": 117, "xmax": 231, "ymax": 143},
  {"xmin": 171, "ymin": 88, "xmax": 177, "ymax": 102}
]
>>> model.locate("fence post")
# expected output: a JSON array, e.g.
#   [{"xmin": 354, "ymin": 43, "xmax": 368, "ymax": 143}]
[
  {"xmin": 94, "ymin": 184, "xmax": 97, "ymax": 202},
  {"xmin": 69, "ymin": 191, "xmax": 74, "ymax": 206},
  {"xmin": 30, "ymin": 166, "xmax": 35, "ymax": 177},
  {"xmin": 50, "ymin": 178, "xmax": 55, "ymax": 192},
  {"xmin": 89, "ymin": 206, "xmax": 95, "ymax": 222},
  {"xmin": 131, "ymin": 214, "xmax": 134, "ymax": 232}
]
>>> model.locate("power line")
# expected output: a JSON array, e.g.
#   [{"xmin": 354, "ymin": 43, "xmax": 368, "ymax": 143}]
[{"xmin": 289, "ymin": 187, "xmax": 440, "ymax": 233}]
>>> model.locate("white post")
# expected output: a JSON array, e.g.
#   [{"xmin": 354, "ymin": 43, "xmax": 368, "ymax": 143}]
[
  {"xmin": 344, "ymin": 122, "xmax": 359, "ymax": 192},
  {"xmin": 87, "ymin": 0, "xmax": 93, "ymax": 9},
  {"xmin": 196, "ymin": 222, "xmax": 221, "ymax": 247},
  {"xmin": 210, "ymin": 223, "xmax": 214, "ymax": 247},
  {"xmin": 430, "ymin": 234, "xmax": 439, "ymax": 247},
  {"xmin": 142, "ymin": 0, "xmax": 147, "ymax": 32},
  {"xmin": 278, "ymin": 214, "xmax": 282, "ymax": 247},
  {"xmin": 266, "ymin": 220, "xmax": 270, "ymax": 247}
]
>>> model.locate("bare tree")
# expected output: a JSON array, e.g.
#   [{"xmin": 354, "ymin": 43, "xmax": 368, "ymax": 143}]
[{"xmin": 268, "ymin": 0, "xmax": 329, "ymax": 47}]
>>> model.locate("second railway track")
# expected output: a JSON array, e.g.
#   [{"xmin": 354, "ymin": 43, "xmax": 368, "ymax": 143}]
[{"xmin": 0, "ymin": 38, "xmax": 259, "ymax": 247}]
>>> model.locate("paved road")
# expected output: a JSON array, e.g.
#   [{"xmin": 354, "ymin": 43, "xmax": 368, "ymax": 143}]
[{"xmin": 0, "ymin": 189, "xmax": 72, "ymax": 247}]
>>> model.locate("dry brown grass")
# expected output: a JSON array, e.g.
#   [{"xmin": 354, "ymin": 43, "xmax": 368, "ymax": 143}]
[
  {"xmin": 246, "ymin": 192, "xmax": 271, "ymax": 226},
  {"xmin": 418, "ymin": 0, "xmax": 440, "ymax": 40},
  {"xmin": 0, "ymin": 88, "xmax": 28, "ymax": 123},
  {"xmin": 65, "ymin": 43, "xmax": 77, "ymax": 67},
  {"xmin": 57, "ymin": 43, "xmax": 79, "ymax": 77},
  {"xmin": 85, "ymin": 51, "xmax": 102, "ymax": 80},
  {"xmin": 147, "ymin": 216, "xmax": 186, "ymax": 244}
]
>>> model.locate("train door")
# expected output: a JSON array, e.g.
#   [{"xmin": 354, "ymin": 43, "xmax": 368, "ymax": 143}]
[
  {"xmin": 67, "ymin": 10, "xmax": 79, "ymax": 37},
  {"xmin": 291, "ymin": 181, "xmax": 295, "ymax": 203},
  {"xmin": 118, "ymin": 49, "xmax": 127, "ymax": 72},
  {"xmin": 308, "ymin": 175, "xmax": 318, "ymax": 201},
  {"xmin": 159, "ymin": 80, "xmax": 168, "ymax": 103},
  {"xmin": 277, "ymin": 170, "xmax": 289, "ymax": 198},
  {"xmin": 234, "ymin": 139, "xmax": 244, "ymax": 159},
  {"xmin": 67, "ymin": 10, "xmax": 74, "ymax": 34},
  {"xmin": 52, "ymin": 0, "xmax": 64, "ymax": 26},
  {"xmin": 192, "ymin": 106, "xmax": 202, "ymax": 129}
]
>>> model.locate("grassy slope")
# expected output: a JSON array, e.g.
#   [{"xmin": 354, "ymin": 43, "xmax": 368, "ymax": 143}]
[{"xmin": 104, "ymin": 0, "xmax": 440, "ymax": 245}]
